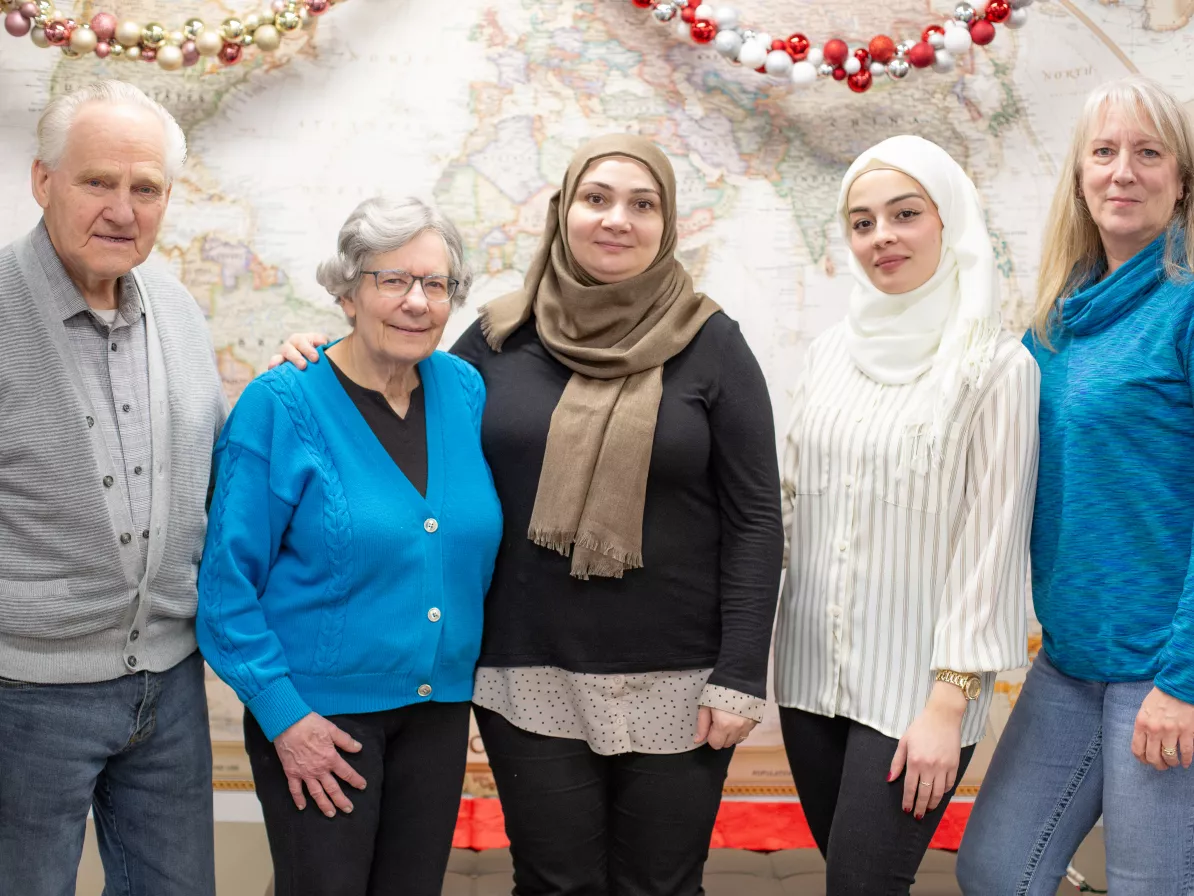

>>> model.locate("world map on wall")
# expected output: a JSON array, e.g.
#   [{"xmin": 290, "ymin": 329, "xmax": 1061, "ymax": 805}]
[{"xmin": 1, "ymin": 0, "xmax": 1191, "ymax": 788}]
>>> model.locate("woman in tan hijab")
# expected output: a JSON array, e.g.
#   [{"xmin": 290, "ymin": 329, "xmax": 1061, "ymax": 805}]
[{"xmin": 277, "ymin": 135, "xmax": 783, "ymax": 893}]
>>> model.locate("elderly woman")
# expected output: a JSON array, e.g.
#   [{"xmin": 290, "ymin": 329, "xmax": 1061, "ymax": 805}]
[
  {"xmin": 197, "ymin": 196, "xmax": 502, "ymax": 896},
  {"xmin": 776, "ymin": 136, "xmax": 1039, "ymax": 894},
  {"xmin": 956, "ymin": 76, "xmax": 1194, "ymax": 894},
  {"xmin": 277, "ymin": 135, "xmax": 783, "ymax": 895}
]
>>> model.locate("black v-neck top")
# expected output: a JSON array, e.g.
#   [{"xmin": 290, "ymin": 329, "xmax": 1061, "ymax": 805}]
[
  {"xmin": 328, "ymin": 356, "xmax": 427, "ymax": 497},
  {"xmin": 451, "ymin": 311, "xmax": 784, "ymax": 698}
]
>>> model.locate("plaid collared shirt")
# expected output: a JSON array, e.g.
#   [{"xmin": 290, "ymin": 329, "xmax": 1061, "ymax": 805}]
[{"xmin": 32, "ymin": 227, "xmax": 153, "ymax": 573}]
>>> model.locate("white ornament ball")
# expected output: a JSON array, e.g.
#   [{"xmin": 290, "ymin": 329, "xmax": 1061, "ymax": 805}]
[
  {"xmin": 1006, "ymin": 7, "xmax": 1029, "ymax": 26},
  {"xmin": 737, "ymin": 39, "xmax": 767, "ymax": 69},
  {"xmin": 764, "ymin": 48, "xmax": 793, "ymax": 77},
  {"xmin": 114, "ymin": 19, "xmax": 142, "ymax": 47},
  {"xmin": 754, "ymin": 32, "xmax": 772, "ymax": 48},
  {"xmin": 929, "ymin": 30, "xmax": 946, "ymax": 48},
  {"xmin": 844, "ymin": 56, "xmax": 862, "ymax": 75},
  {"xmin": 791, "ymin": 60, "xmax": 817, "ymax": 85},
  {"xmin": 69, "ymin": 24, "xmax": 97, "ymax": 53},
  {"xmin": 933, "ymin": 49, "xmax": 955, "ymax": 72},
  {"xmin": 806, "ymin": 47, "xmax": 824, "ymax": 66},
  {"xmin": 124, "ymin": 44, "xmax": 140, "ymax": 60},
  {"xmin": 254, "ymin": 23, "xmax": 281, "ymax": 50},
  {"xmin": 156, "ymin": 44, "xmax": 183, "ymax": 70},
  {"xmin": 676, "ymin": 19, "xmax": 690, "ymax": 39},
  {"xmin": 943, "ymin": 25, "xmax": 972, "ymax": 53},
  {"xmin": 1011, "ymin": 0, "xmax": 1033, "ymax": 7},
  {"xmin": 195, "ymin": 29, "xmax": 222, "ymax": 56},
  {"xmin": 653, "ymin": 3, "xmax": 678, "ymax": 22},
  {"xmin": 693, "ymin": 3, "xmax": 714, "ymax": 20},
  {"xmin": 713, "ymin": 29, "xmax": 742, "ymax": 57},
  {"xmin": 714, "ymin": 6, "xmax": 738, "ymax": 29},
  {"xmin": 870, "ymin": 61, "xmax": 886, "ymax": 76}
]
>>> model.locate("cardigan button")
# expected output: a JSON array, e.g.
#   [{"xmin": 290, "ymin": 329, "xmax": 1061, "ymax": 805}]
[
  {"xmin": 423, "ymin": 518, "xmax": 439, "ymax": 534},
  {"xmin": 103, "ymin": 475, "xmax": 114, "ymax": 488},
  {"xmin": 120, "ymin": 532, "xmax": 133, "ymax": 545},
  {"xmin": 427, "ymin": 608, "xmax": 441, "ymax": 623},
  {"xmin": 417, "ymin": 684, "xmax": 432, "ymax": 697}
]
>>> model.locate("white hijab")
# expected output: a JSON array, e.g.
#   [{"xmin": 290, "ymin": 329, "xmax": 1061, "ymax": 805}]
[{"xmin": 838, "ymin": 134, "xmax": 1001, "ymax": 463}]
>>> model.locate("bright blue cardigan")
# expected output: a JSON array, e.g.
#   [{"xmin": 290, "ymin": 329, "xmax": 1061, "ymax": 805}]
[
  {"xmin": 198, "ymin": 347, "xmax": 502, "ymax": 740},
  {"xmin": 1027, "ymin": 230, "xmax": 1194, "ymax": 704}
]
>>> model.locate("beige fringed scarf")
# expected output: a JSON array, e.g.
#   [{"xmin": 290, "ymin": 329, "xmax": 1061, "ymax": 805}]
[{"xmin": 480, "ymin": 134, "xmax": 720, "ymax": 579}]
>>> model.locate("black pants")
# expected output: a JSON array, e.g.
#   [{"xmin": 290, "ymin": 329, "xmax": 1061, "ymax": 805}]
[
  {"xmin": 780, "ymin": 707, "xmax": 976, "ymax": 896},
  {"xmin": 474, "ymin": 705, "xmax": 734, "ymax": 896},
  {"xmin": 245, "ymin": 701, "xmax": 470, "ymax": 896}
]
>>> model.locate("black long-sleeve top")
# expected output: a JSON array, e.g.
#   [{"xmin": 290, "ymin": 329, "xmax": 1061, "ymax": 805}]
[{"xmin": 451, "ymin": 311, "xmax": 783, "ymax": 698}]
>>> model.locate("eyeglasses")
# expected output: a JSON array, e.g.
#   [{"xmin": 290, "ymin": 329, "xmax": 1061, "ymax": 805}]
[{"xmin": 362, "ymin": 270, "xmax": 459, "ymax": 304}]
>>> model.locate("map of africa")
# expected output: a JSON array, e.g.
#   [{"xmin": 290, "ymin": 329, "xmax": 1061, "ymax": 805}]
[{"xmin": 1, "ymin": 0, "xmax": 1191, "ymax": 793}]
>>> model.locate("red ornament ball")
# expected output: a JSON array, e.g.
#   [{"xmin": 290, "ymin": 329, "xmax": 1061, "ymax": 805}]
[
  {"xmin": 922, "ymin": 24, "xmax": 945, "ymax": 43},
  {"xmin": 42, "ymin": 19, "xmax": 71, "ymax": 46},
  {"xmin": 970, "ymin": 19, "xmax": 996, "ymax": 44},
  {"xmin": 985, "ymin": 0, "xmax": 1012, "ymax": 22},
  {"xmin": 869, "ymin": 35, "xmax": 896, "ymax": 64},
  {"xmin": 631, "ymin": 0, "xmax": 654, "ymax": 8},
  {"xmin": 786, "ymin": 32, "xmax": 810, "ymax": 60},
  {"xmin": 848, "ymin": 69, "xmax": 874, "ymax": 93},
  {"xmin": 771, "ymin": 38, "xmax": 787, "ymax": 51},
  {"xmin": 680, "ymin": 5, "xmax": 696, "ymax": 22},
  {"xmin": 218, "ymin": 41, "xmax": 243, "ymax": 65},
  {"xmin": 854, "ymin": 47, "xmax": 870, "ymax": 66},
  {"xmin": 306, "ymin": 0, "xmax": 330, "ymax": 14},
  {"xmin": 832, "ymin": 66, "xmax": 848, "ymax": 81},
  {"xmin": 823, "ymin": 38, "xmax": 849, "ymax": 66},
  {"xmin": 690, "ymin": 20, "xmax": 717, "ymax": 43},
  {"xmin": 908, "ymin": 41, "xmax": 936, "ymax": 68}
]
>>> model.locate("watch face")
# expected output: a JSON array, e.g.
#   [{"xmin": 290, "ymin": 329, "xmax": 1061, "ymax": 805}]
[{"xmin": 964, "ymin": 677, "xmax": 981, "ymax": 699}]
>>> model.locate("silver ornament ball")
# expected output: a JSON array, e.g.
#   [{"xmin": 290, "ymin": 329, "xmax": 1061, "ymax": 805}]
[
  {"xmin": 887, "ymin": 58, "xmax": 910, "ymax": 79},
  {"xmin": 652, "ymin": 3, "xmax": 677, "ymax": 22},
  {"xmin": 953, "ymin": 2, "xmax": 976, "ymax": 22},
  {"xmin": 817, "ymin": 63, "xmax": 835, "ymax": 77}
]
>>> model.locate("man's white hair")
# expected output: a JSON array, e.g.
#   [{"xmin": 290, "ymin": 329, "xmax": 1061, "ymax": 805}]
[{"xmin": 36, "ymin": 80, "xmax": 187, "ymax": 182}]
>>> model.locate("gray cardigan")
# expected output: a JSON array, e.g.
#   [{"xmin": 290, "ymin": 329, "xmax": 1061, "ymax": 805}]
[{"xmin": 0, "ymin": 226, "xmax": 228, "ymax": 683}]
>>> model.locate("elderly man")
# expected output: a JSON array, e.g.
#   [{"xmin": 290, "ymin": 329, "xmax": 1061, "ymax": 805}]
[{"xmin": 0, "ymin": 81, "xmax": 226, "ymax": 894}]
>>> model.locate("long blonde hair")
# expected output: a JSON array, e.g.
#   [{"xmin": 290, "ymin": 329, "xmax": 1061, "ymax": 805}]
[{"xmin": 1033, "ymin": 76, "xmax": 1194, "ymax": 346}]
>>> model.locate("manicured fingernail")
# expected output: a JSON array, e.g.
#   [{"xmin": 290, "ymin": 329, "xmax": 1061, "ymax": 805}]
[
  {"xmin": 903, "ymin": 807, "xmax": 911, "ymax": 814},
  {"xmin": 886, "ymin": 771, "xmax": 894, "ymax": 782},
  {"xmin": 915, "ymin": 814, "xmax": 923, "ymax": 821}
]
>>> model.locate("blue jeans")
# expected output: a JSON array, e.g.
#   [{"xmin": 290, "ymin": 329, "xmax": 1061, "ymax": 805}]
[
  {"xmin": 0, "ymin": 650, "xmax": 215, "ymax": 896},
  {"xmin": 956, "ymin": 650, "xmax": 1194, "ymax": 895}
]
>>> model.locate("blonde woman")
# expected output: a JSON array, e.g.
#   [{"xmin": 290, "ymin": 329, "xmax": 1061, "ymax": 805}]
[
  {"xmin": 776, "ymin": 135, "xmax": 1040, "ymax": 894},
  {"xmin": 957, "ymin": 75, "xmax": 1194, "ymax": 895}
]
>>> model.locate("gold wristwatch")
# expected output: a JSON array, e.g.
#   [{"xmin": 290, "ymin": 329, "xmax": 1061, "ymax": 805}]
[{"xmin": 935, "ymin": 669, "xmax": 982, "ymax": 700}]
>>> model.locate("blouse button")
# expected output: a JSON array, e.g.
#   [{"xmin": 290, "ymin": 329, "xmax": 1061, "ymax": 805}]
[
  {"xmin": 836, "ymin": 539, "xmax": 848, "ymax": 553},
  {"xmin": 417, "ymin": 684, "xmax": 432, "ymax": 697},
  {"xmin": 424, "ymin": 518, "xmax": 439, "ymax": 533},
  {"xmin": 842, "ymin": 474, "xmax": 854, "ymax": 488}
]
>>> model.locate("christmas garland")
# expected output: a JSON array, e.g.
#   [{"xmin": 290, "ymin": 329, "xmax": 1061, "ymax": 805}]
[
  {"xmin": 0, "ymin": 0, "xmax": 345, "ymax": 69},
  {"xmin": 629, "ymin": 0, "xmax": 1033, "ymax": 91}
]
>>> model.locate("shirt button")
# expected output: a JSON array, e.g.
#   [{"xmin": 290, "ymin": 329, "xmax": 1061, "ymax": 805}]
[
  {"xmin": 130, "ymin": 630, "xmax": 139, "ymax": 642},
  {"xmin": 122, "ymin": 403, "xmax": 130, "ymax": 413},
  {"xmin": 828, "ymin": 606, "xmax": 842, "ymax": 618},
  {"xmin": 836, "ymin": 539, "xmax": 848, "ymax": 552},
  {"xmin": 103, "ymin": 475, "xmax": 114, "ymax": 488},
  {"xmin": 427, "ymin": 608, "xmax": 442, "ymax": 622},
  {"xmin": 134, "ymin": 466, "xmax": 143, "ymax": 475},
  {"xmin": 417, "ymin": 684, "xmax": 432, "ymax": 697},
  {"xmin": 86, "ymin": 416, "xmax": 94, "ymax": 428},
  {"xmin": 424, "ymin": 519, "xmax": 438, "ymax": 533},
  {"xmin": 110, "ymin": 343, "xmax": 118, "ymax": 352},
  {"xmin": 120, "ymin": 532, "xmax": 132, "ymax": 545}
]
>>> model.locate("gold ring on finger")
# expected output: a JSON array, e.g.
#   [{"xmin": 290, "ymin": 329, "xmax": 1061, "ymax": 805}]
[
  {"xmin": 1162, "ymin": 746, "xmax": 1178, "ymax": 756},
  {"xmin": 919, "ymin": 781, "xmax": 932, "ymax": 788}
]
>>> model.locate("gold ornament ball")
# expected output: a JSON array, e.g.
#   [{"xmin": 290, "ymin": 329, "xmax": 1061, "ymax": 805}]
[
  {"xmin": 253, "ymin": 23, "xmax": 281, "ymax": 51},
  {"xmin": 124, "ymin": 45, "xmax": 141, "ymax": 61},
  {"xmin": 220, "ymin": 17, "xmax": 245, "ymax": 43},
  {"xmin": 182, "ymin": 18, "xmax": 204, "ymax": 40},
  {"xmin": 274, "ymin": 10, "xmax": 301, "ymax": 32},
  {"xmin": 30, "ymin": 26, "xmax": 49, "ymax": 47},
  {"xmin": 69, "ymin": 24, "xmax": 97, "ymax": 53},
  {"xmin": 141, "ymin": 22, "xmax": 166, "ymax": 48},
  {"xmin": 61, "ymin": 45, "xmax": 81, "ymax": 59},
  {"xmin": 108, "ymin": 42, "xmax": 124, "ymax": 57},
  {"xmin": 114, "ymin": 20, "xmax": 142, "ymax": 47},
  {"xmin": 195, "ymin": 30, "xmax": 222, "ymax": 56},
  {"xmin": 156, "ymin": 44, "xmax": 183, "ymax": 70},
  {"xmin": 35, "ymin": 0, "xmax": 51, "ymax": 16}
]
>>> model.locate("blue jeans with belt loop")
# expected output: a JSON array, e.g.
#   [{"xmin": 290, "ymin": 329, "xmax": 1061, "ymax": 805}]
[
  {"xmin": 956, "ymin": 650, "xmax": 1194, "ymax": 895},
  {"xmin": 0, "ymin": 650, "xmax": 216, "ymax": 896}
]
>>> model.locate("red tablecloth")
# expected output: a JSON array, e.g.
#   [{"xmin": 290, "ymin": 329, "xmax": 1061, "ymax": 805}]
[{"xmin": 451, "ymin": 798, "xmax": 972, "ymax": 851}]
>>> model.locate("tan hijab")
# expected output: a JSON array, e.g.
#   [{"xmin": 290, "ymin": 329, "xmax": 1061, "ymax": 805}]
[{"xmin": 480, "ymin": 135, "xmax": 720, "ymax": 579}]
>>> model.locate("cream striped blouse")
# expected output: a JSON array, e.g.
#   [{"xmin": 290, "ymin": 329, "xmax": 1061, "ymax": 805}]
[{"xmin": 776, "ymin": 323, "xmax": 1039, "ymax": 747}]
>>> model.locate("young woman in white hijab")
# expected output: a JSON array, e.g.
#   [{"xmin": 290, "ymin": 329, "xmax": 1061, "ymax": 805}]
[{"xmin": 774, "ymin": 135, "xmax": 1040, "ymax": 893}]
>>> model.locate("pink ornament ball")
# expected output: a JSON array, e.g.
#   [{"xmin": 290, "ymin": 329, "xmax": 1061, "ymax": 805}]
[
  {"xmin": 181, "ymin": 40, "xmax": 199, "ymax": 66},
  {"xmin": 5, "ymin": 9, "xmax": 31, "ymax": 36},
  {"xmin": 94, "ymin": 40, "xmax": 110, "ymax": 58},
  {"xmin": 19, "ymin": 3, "xmax": 38, "ymax": 20},
  {"xmin": 306, "ymin": 0, "xmax": 330, "ymax": 14},
  {"xmin": 90, "ymin": 12, "xmax": 116, "ymax": 42}
]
